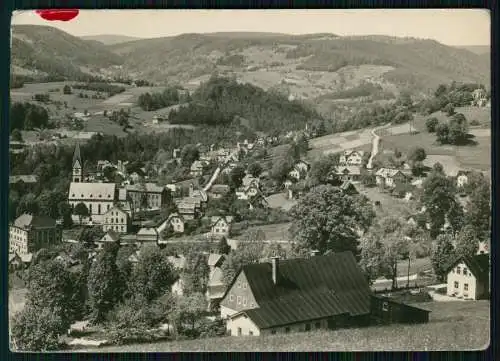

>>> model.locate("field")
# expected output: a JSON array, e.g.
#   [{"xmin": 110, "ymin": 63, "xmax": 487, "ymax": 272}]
[
  {"xmin": 265, "ymin": 192, "xmax": 297, "ymax": 211},
  {"xmin": 358, "ymin": 184, "xmax": 417, "ymax": 218},
  {"xmin": 235, "ymin": 222, "xmax": 292, "ymax": 241},
  {"xmin": 94, "ymin": 301, "xmax": 489, "ymax": 352}
]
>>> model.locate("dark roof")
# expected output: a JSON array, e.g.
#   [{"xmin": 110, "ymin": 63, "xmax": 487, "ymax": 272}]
[
  {"xmin": 340, "ymin": 181, "xmax": 358, "ymax": 193},
  {"xmin": 227, "ymin": 252, "xmax": 372, "ymax": 328},
  {"xmin": 13, "ymin": 214, "xmax": 57, "ymax": 229},
  {"xmin": 445, "ymin": 253, "xmax": 490, "ymax": 280},
  {"xmin": 73, "ymin": 142, "xmax": 82, "ymax": 167}
]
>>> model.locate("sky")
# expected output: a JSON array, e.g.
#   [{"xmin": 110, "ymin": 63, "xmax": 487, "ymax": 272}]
[{"xmin": 11, "ymin": 9, "xmax": 490, "ymax": 46}]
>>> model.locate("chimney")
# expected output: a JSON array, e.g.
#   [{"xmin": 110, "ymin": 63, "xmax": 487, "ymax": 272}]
[
  {"xmin": 311, "ymin": 250, "xmax": 320, "ymax": 257},
  {"xmin": 271, "ymin": 256, "xmax": 279, "ymax": 285}
]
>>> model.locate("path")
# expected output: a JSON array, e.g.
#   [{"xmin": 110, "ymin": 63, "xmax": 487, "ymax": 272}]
[
  {"xmin": 366, "ymin": 124, "xmax": 392, "ymax": 169},
  {"xmin": 202, "ymin": 149, "xmax": 239, "ymax": 192}
]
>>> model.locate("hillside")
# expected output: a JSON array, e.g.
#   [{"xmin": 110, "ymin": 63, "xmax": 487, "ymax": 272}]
[
  {"xmin": 80, "ymin": 34, "xmax": 143, "ymax": 45},
  {"xmin": 11, "ymin": 25, "xmax": 123, "ymax": 81},
  {"xmin": 10, "ymin": 26, "xmax": 490, "ymax": 115},
  {"xmin": 455, "ymin": 45, "xmax": 490, "ymax": 55}
]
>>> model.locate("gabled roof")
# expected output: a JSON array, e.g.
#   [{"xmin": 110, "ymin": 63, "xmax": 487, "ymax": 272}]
[
  {"xmin": 336, "ymin": 166, "xmax": 361, "ymax": 176},
  {"xmin": 375, "ymin": 168, "xmax": 406, "ymax": 178},
  {"xmin": 9, "ymin": 175, "xmax": 38, "ymax": 184},
  {"xmin": 20, "ymin": 253, "xmax": 33, "ymax": 263},
  {"xmin": 210, "ymin": 215, "xmax": 234, "ymax": 227},
  {"xmin": 9, "ymin": 253, "xmax": 21, "ymax": 263},
  {"xmin": 13, "ymin": 214, "xmax": 56, "ymax": 229},
  {"xmin": 225, "ymin": 252, "xmax": 370, "ymax": 304},
  {"xmin": 104, "ymin": 205, "xmax": 127, "ymax": 217},
  {"xmin": 445, "ymin": 253, "xmax": 490, "ymax": 280},
  {"xmin": 223, "ymin": 252, "xmax": 371, "ymax": 319},
  {"xmin": 137, "ymin": 227, "xmax": 158, "ymax": 239},
  {"xmin": 69, "ymin": 182, "xmax": 116, "ymax": 200},
  {"xmin": 208, "ymin": 253, "xmax": 225, "ymax": 267},
  {"xmin": 101, "ymin": 230, "xmax": 120, "ymax": 242},
  {"xmin": 208, "ymin": 266, "xmax": 225, "ymax": 286},
  {"xmin": 209, "ymin": 184, "xmax": 230, "ymax": 194},
  {"xmin": 343, "ymin": 150, "xmax": 365, "ymax": 157},
  {"xmin": 167, "ymin": 212, "xmax": 184, "ymax": 221},
  {"xmin": 340, "ymin": 181, "xmax": 358, "ymax": 193},
  {"xmin": 73, "ymin": 142, "xmax": 82, "ymax": 168}
]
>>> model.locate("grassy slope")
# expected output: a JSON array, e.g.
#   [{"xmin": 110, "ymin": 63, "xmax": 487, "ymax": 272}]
[{"xmin": 95, "ymin": 301, "xmax": 489, "ymax": 352}]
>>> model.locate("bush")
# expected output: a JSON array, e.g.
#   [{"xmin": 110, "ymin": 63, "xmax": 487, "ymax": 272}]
[{"xmin": 425, "ymin": 117, "xmax": 439, "ymax": 133}]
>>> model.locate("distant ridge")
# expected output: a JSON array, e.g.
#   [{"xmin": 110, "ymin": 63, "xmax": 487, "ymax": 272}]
[
  {"xmin": 454, "ymin": 45, "xmax": 490, "ymax": 55},
  {"xmin": 80, "ymin": 34, "xmax": 143, "ymax": 45}
]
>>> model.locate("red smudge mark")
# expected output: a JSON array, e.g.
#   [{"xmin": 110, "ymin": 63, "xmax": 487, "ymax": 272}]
[{"xmin": 36, "ymin": 9, "xmax": 79, "ymax": 22}]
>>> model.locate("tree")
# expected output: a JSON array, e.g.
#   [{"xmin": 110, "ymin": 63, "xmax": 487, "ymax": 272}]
[
  {"xmin": 443, "ymin": 103, "xmax": 455, "ymax": 116},
  {"xmin": 431, "ymin": 234, "xmax": 455, "ymax": 282},
  {"xmin": 435, "ymin": 123, "xmax": 450, "ymax": 144},
  {"xmin": 465, "ymin": 175, "xmax": 491, "ymax": 240},
  {"xmin": 310, "ymin": 154, "xmax": 339, "ymax": 185},
  {"xmin": 422, "ymin": 163, "xmax": 458, "ymax": 238},
  {"xmin": 425, "ymin": 117, "xmax": 439, "ymax": 133},
  {"xmin": 180, "ymin": 144, "xmax": 200, "ymax": 167},
  {"xmin": 128, "ymin": 245, "xmax": 176, "ymax": 302},
  {"xmin": 455, "ymin": 225, "xmax": 479, "ymax": 258},
  {"xmin": 87, "ymin": 243, "xmax": 124, "ymax": 323},
  {"xmin": 78, "ymin": 226, "xmax": 104, "ymax": 248},
  {"xmin": 229, "ymin": 166, "xmax": 246, "ymax": 190},
  {"xmin": 63, "ymin": 85, "xmax": 72, "ymax": 95},
  {"xmin": 73, "ymin": 202, "xmax": 89, "ymax": 225},
  {"xmin": 289, "ymin": 185, "xmax": 375, "ymax": 256},
  {"xmin": 182, "ymin": 250, "xmax": 210, "ymax": 295},
  {"xmin": 411, "ymin": 161, "xmax": 426, "ymax": 177},
  {"xmin": 408, "ymin": 147, "xmax": 427, "ymax": 163},
  {"xmin": 57, "ymin": 201, "xmax": 73, "ymax": 228},
  {"xmin": 359, "ymin": 237, "xmax": 389, "ymax": 285},
  {"xmin": 247, "ymin": 162, "xmax": 263, "ymax": 178},
  {"xmin": 11, "ymin": 128, "xmax": 23, "ymax": 142},
  {"xmin": 218, "ymin": 236, "xmax": 231, "ymax": 255},
  {"xmin": 448, "ymin": 113, "xmax": 469, "ymax": 144}
]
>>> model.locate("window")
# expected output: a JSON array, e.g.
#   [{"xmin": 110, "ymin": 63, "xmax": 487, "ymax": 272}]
[
  {"xmin": 271, "ymin": 330, "xmax": 276, "ymax": 335},
  {"xmin": 464, "ymin": 283, "xmax": 469, "ymax": 291},
  {"xmin": 305, "ymin": 323, "xmax": 311, "ymax": 331},
  {"xmin": 456, "ymin": 266, "xmax": 461, "ymax": 274},
  {"xmin": 237, "ymin": 328, "xmax": 242, "ymax": 336},
  {"xmin": 98, "ymin": 204, "xmax": 101, "ymax": 214},
  {"xmin": 237, "ymin": 296, "xmax": 241, "ymax": 305},
  {"xmin": 121, "ymin": 226, "xmax": 124, "ymax": 231},
  {"xmin": 285, "ymin": 327, "xmax": 290, "ymax": 333},
  {"xmin": 243, "ymin": 298, "xmax": 247, "ymax": 306},
  {"xmin": 107, "ymin": 205, "xmax": 110, "ymax": 210},
  {"xmin": 243, "ymin": 283, "xmax": 247, "ymax": 289},
  {"xmin": 382, "ymin": 302, "xmax": 389, "ymax": 311},
  {"xmin": 463, "ymin": 267, "xmax": 468, "ymax": 276},
  {"xmin": 229, "ymin": 295, "xmax": 234, "ymax": 302},
  {"xmin": 237, "ymin": 283, "xmax": 241, "ymax": 288},
  {"xmin": 454, "ymin": 281, "xmax": 459, "ymax": 288},
  {"xmin": 249, "ymin": 331, "xmax": 253, "ymax": 336},
  {"xmin": 315, "ymin": 322, "xmax": 321, "ymax": 329}
]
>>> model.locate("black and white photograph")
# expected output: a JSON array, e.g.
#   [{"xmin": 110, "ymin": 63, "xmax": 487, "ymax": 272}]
[{"xmin": 8, "ymin": 9, "xmax": 491, "ymax": 352}]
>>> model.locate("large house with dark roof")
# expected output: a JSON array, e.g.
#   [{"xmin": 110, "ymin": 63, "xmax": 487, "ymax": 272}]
[
  {"xmin": 220, "ymin": 252, "xmax": 429, "ymax": 336},
  {"xmin": 9, "ymin": 213, "xmax": 61, "ymax": 255},
  {"xmin": 445, "ymin": 253, "xmax": 490, "ymax": 300}
]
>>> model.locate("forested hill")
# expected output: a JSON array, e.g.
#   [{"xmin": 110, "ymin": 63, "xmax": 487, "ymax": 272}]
[
  {"xmin": 154, "ymin": 76, "xmax": 324, "ymax": 133},
  {"xmin": 11, "ymin": 25, "xmax": 123, "ymax": 81}
]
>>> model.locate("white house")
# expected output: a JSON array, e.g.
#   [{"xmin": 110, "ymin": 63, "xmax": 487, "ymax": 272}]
[
  {"xmin": 456, "ymin": 170, "xmax": 472, "ymax": 189},
  {"xmin": 190, "ymin": 160, "xmax": 206, "ymax": 177},
  {"xmin": 95, "ymin": 230, "xmax": 120, "ymax": 250},
  {"xmin": 340, "ymin": 150, "xmax": 365, "ymax": 166},
  {"xmin": 102, "ymin": 206, "xmax": 129, "ymax": 234},
  {"xmin": 445, "ymin": 254, "xmax": 490, "ymax": 300},
  {"xmin": 210, "ymin": 216, "xmax": 234, "ymax": 238},
  {"xmin": 375, "ymin": 168, "xmax": 409, "ymax": 188},
  {"xmin": 167, "ymin": 213, "xmax": 185, "ymax": 233}
]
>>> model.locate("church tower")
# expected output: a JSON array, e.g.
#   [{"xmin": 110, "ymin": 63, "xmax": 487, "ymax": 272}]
[{"xmin": 72, "ymin": 142, "xmax": 83, "ymax": 183}]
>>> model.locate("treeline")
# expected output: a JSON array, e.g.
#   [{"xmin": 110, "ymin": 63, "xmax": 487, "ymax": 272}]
[
  {"xmin": 72, "ymin": 82, "xmax": 126, "ymax": 96},
  {"xmin": 137, "ymin": 86, "xmax": 183, "ymax": 111},
  {"xmin": 10, "ymin": 102, "xmax": 49, "ymax": 132},
  {"xmin": 168, "ymin": 103, "xmax": 233, "ymax": 126},
  {"xmin": 320, "ymin": 82, "xmax": 394, "ymax": 101},
  {"xmin": 417, "ymin": 82, "xmax": 488, "ymax": 115}
]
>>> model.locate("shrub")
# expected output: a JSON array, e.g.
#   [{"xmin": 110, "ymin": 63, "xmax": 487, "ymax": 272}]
[{"xmin": 425, "ymin": 117, "xmax": 439, "ymax": 133}]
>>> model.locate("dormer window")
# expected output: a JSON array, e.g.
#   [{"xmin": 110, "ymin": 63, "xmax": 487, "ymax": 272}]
[
  {"xmin": 108, "ymin": 195, "xmax": 111, "ymax": 198},
  {"xmin": 81, "ymin": 194, "xmax": 84, "ymax": 198},
  {"xmin": 90, "ymin": 194, "xmax": 93, "ymax": 198},
  {"xmin": 99, "ymin": 195, "xmax": 102, "ymax": 198}
]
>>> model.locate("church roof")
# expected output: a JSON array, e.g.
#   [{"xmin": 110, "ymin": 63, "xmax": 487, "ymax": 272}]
[
  {"xmin": 73, "ymin": 142, "xmax": 82, "ymax": 167},
  {"xmin": 69, "ymin": 182, "xmax": 116, "ymax": 200}
]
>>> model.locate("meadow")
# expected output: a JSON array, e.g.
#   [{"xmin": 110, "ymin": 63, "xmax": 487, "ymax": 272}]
[{"xmin": 93, "ymin": 300, "xmax": 489, "ymax": 352}]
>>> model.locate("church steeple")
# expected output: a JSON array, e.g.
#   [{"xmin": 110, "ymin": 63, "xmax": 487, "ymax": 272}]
[{"xmin": 72, "ymin": 142, "xmax": 83, "ymax": 182}]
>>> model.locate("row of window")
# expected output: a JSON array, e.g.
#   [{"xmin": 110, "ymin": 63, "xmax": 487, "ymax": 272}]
[
  {"xmin": 71, "ymin": 193, "xmax": 112, "ymax": 199},
  {"xmin": 104, "ymin": 225, "xmax": 125, "ymax": 232},
  {"xmin": 454, "ymin": 281, "xmax": 469, "ymax": 291},
  {"xmin": 452, "ymin": 266, "xmax": 472, "ymax": 277},
  {"xmin": 105, "ymin": 218, "xmax": 125, "ymax": 224},
  {"xmin": 229, "ymin": 294, "xmax": 254, "ymax": 307}
]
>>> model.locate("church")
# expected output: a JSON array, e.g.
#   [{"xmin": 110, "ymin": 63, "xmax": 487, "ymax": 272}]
[{"xmin": 68, "ymin": 143, "xmax": 118, "ymax": 224}]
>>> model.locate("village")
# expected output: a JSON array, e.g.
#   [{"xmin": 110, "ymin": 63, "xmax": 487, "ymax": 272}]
[{"xmin": 7, "ymin": 14, "xmax": 492, "ymax": 352}]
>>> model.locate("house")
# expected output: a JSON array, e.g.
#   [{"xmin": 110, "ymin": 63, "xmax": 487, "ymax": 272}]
[
  {"xmin": 175, "ymin": 198, "xmax": 201, "ymax": 220},
  {"xmin": 206, "ymin": 266, "xmax": 226, "ymax": 311},
  {"xmin": 126, "ymin": 183, "xmax": 167, "ymax": 210},
  {"xmin": 236, "ymin": 184, "xmax": 261, "ymax": 201},
  {"xmin": 221, "ymin": 252, "xmax": 429, "ymax": 336},
  {"xmin": 336, "ymin": 166, "xmax": 362, "ymax": 182},
  {"xmin": 9, "ymin": 175, "xmax": 39, "ymax": 187},
  {"xmin": 136, "ymin": 227, "xmax": 159, "ymax": 244},
  {"xmin": 340, "ymin": 181, "xmax": 359, "ymax": 195},
  {"xmin": 456, "ymin": 170, "xmax": 472, "ymax": 189},
  {"xmin": 210, "ymin": 216, "xmax": 234, "ymax": 238},
  {"xmin": 188, "ymin": 184, "xmax": 209, "ymax": 204},
  {"xmin": 340, "ymin": 150, "xmax": 365, "ymax": 166},
  {"xmin": 9, "ymin": 214, "xmax": 61, "ymax": 255},
  {"xmin": 375, "ymin": 168, "xmax": 409, "ymax": 188},
  {"xmin": 152, "ymin": 115, "xmax": 165, "ymax": 124},
  {"xmin": 242, "ymin": 174, "xmax": 260, "ymax": 189},
  {"xmin": 167, "ymin": 213, "xmax": 185, "ymax": 233},
  {"xmin": 283, "ymin": 179, "xmax": 294, "ymax": 190},
  {"xmin": 208, "ymin": 253, "xmax": 225, "ymax": 274},
  {"xmin": 288, "ymin": 160, "xmax": 310, "ymax": 181},
  {"xmin": 217, "ymin": 149, "xmax": 230, "ymax": 163},
  {"xmin": 171, "ymin": 277, "xmax": 185, "ymax": 296},
  {"xmin": 248, "ymin": 192, "xmax": 269, "ymax": 210},
  {"xmin": 208, "ymin": 184, "xmax": 231, "ymax": 199},
  {"xmin": 9, "ymin": 252, "xmax": 23, "ymax": 270},
  {"xmin": 102, "ymin": 206, "xmax": 129, "ymax": 234},
  {"xmin": 190, "ymin": 160, "xmax": 206, "ymax": 177},
  {"xmin": 95, "ymin": 230, "xmax": 121, "ymax": 250},
  {"xmin": 477, "ymin": 241, "xmax": 489, "ymax": 255},
  {"xmin": 445, "ymin": 253, "xmax": 490, "ymax": 300}
]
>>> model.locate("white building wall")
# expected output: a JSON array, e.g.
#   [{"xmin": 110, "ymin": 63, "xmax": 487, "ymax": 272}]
[
  {"xmin": 229, "ymin": 314, "xmax": 261, "ymax": 336},
  {"xmin": 446, "ymin": 262, "xmax": 478, "ymax": 299}
]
